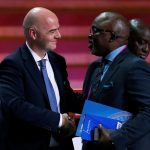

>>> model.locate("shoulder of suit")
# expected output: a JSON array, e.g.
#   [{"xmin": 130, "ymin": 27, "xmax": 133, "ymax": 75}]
[
  {"xmin": 47, "ymin": 51, "xmax": 66, "ymax": 66},
  {"xmin": 126, "ymin": 52, "xmax": 145, "ymax": 64},
  {"xmin": 48, "ymin": 51, "xmax": 65, "ymax": 60},
  {"xmin": 89, "ymin": 58, "xmax": 101, "ymax": 66},
  {"xmin": 121, "ymin": 52, "xmax": 150, "ymax": 72},
  {"xmin": 1, "ymin": 47, "xmax": 22, "ymax": 64},
  {"xmin": 87, "ymin": 59, "xmax": 102, "ymax": 72}
]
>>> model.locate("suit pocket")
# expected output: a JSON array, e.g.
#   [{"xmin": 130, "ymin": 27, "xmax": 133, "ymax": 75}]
[{"xmin": 102, "ymin": 81, "xmax": 114, "ymax": 90}]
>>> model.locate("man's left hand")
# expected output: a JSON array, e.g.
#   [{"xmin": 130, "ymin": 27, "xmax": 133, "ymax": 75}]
[{"xmin": 98, "ymin": 124, "xmax": 115, "ymax": 149}]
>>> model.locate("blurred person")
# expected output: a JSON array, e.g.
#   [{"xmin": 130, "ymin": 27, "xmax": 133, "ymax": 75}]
[
  {"xmin": 81, "ymin": 12, "xmax": 150, "ymax": 150},
  {"xmin": 128, "ymin": 18, "xmax": 150, "ymax": 59},
  {"xmin": 0, "ymin": 7, "xmax": 83, "ymax": 150}
]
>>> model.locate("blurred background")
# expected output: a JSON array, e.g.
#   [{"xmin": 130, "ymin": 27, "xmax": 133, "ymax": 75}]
[{"xmin": 0, "ymin": 0, "xmax": 150, "ymax": 89}]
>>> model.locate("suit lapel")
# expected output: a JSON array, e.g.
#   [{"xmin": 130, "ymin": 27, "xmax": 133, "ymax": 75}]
[
  {"xmin": 99, "ymin": 49, "xmax": 129, "ymax": 90},
  {"xmin": 20, "ymin": 44, "xmax": 50, "ymax": 105}
]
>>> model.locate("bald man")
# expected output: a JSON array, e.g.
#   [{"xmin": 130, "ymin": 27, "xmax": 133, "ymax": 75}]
[
  {"xmin": 128, "ymin": 19, "xmax": 150, "ymax": 59},
  {"xmin": 82, "ymin": 12, "xmax": 150, "ymax": 150},
  {"xmin": 0, "ymin": 7, "xmax": 83, "ymax": 150}
]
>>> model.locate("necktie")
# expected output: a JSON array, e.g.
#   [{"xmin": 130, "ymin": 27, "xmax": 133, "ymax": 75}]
[
  {"xmin": 90, "ymin": 58, "xmax": 111, "ymax": 96},
  {"xmin": 39, "ymin": 59, "xmax": 58, "ymax": 112},
  {"xmin": 100, "ymin": 58, "xmax": 111, "ymax": 80}
]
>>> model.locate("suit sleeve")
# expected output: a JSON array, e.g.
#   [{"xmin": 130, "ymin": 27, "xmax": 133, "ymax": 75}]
[
  {"xmin": 111, "ymin": 60, "xmax": 150, "ymax": 148},
  {"xmin": 0, "ymin": 59, "xmax": 60, "ymax": 132},
  {"xmin": 82, "ymin": 61, "xmax": 100, "ymax": 100}
]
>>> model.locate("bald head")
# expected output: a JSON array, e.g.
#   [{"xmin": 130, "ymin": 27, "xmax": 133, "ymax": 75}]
[
  {"xmin": 94, "ymin": 12, "xmax": 129, "ymax": 39},
  {"xmin": 89, "ymin": 12, "xmax": 129, "ymax": 56},
  {"xmin": 129, "ymin": 19, "xmax": 150, "ymax": 38},
  {"xmin": 22, "ymin": 7, "xmax": 61, "ymax": 57},
  {"xmin": 23, "ymin": 7, "xmax": 58, "ymax": 36}
]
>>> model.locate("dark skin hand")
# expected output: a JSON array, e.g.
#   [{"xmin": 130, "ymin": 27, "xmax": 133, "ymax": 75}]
[{"xmin": 98, "ymin": 124, "xmax": 116, "ymax": 150}]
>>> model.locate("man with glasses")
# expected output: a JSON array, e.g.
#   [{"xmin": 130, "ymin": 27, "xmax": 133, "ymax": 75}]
[
  {"xmin": 128, "ymin": 18, "xmax": 150, "ymax": 60},
  {"xmin": 82, "ymin": 12, "xmax": 150, "ymax": 150}
]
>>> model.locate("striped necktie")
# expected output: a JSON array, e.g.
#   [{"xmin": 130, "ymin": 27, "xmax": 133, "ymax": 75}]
[{"xmin": 90, "ymin": 58, "xmax": 112, "ymax": 95}]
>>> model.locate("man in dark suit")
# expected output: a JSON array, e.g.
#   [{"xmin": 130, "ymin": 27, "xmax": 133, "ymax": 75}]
[
  {"xmin": 128, "ymin": 18, "xmax": 150, "ymax": 59},
  {"xmin": 82, "ymin": 12, "xmax": 150, "ymax": 150},
  {"xmin": 0, "ymin": 7, "xmax": 82, "ymax": 150}
]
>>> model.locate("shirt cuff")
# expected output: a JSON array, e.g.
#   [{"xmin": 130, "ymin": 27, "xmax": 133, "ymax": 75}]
[{"xmin": 58, "ymin": 114, "xmax": 62, "ymax": 127}]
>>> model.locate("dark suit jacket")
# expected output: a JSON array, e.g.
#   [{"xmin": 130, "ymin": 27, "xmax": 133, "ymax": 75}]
[
  {"xmin": 0, "ymin": 44, "xmax": 82, "ymax": 150},
  {"xmin": 82, "ymin": 48, "xmax": 150, "ymax": 150},
  {"xmin": 0, "ymin": 96, "xmax": 8, "ymax": 150}
]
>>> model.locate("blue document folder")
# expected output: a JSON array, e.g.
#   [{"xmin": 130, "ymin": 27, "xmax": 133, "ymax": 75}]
[
  {"xmin": 76, "ymin": 100, "xmax": 132, "ymax": 140},
  {"xmin": 81, "ymin": 113, "xmax": 123, "ymax": 140}
]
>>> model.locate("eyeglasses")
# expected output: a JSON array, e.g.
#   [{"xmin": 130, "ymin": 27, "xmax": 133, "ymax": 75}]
[
  {"xmin": 89, "ymin": 26, "xmax": 126, "ymax": 41},
  {"xmin": 89, "ymin": 26, "xmax": 115, "ymax": 37}
]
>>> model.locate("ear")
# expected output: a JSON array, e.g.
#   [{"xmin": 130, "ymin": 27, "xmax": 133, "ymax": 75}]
[{"xmin": 29, "ymin": 27, "xmax": 37, "ymax": 40}]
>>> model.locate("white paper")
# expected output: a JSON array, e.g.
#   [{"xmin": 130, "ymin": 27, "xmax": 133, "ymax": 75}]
[{"xmin": 72, "ymin": 137, "xmax": 82, "ymax": 150}]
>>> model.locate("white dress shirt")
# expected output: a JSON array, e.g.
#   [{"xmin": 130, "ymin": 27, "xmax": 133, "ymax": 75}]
[
  {"xmin": 26, "ymin": 42, "xmax": 64, "ymax": 147},
  {"xmin": 26, "ymin": 42, "xmax": 62, "ymax": 127}
]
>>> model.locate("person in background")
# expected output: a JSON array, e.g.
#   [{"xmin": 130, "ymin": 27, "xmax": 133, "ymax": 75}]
[
  {"xmin": 128, "ymin": 18, "xmax": 150, "ymax": 59},
  {"xmin": 82, "ymin": 12, "xmax": 150, "ymax": 150},
  {"xmin": 0, "ymin": 7, "xmax": 83, "ymax": 150}
]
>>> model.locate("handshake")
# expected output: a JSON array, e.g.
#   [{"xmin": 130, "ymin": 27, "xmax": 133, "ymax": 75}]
[{"xmin": 59, "ymin": 113, "xmax": 76, "ymax": 137}]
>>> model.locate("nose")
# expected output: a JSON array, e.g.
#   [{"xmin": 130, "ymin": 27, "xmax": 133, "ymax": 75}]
[
  {"xmin": 55, "ymin": 30, "xmax": 61, "ymax": 39},
  {"xmin": 88, "ymin": 34, "xmax": 91, "ymax": 38},
  {"xmin": 143, "ymin": 43, "xmax": 150, "ymax": 53},
  {"xmin": 88, "ymin": 33, "xmax": 93, "ymax": 40}
]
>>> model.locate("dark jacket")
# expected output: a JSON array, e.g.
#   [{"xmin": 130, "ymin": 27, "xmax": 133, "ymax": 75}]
[
  {"xmin": 82, "ymin": 48, "xmax": 150, "ymax": 150},
  {"xmin": 0, "ymin": 44, "xmax": 83, "ymax": 150}
]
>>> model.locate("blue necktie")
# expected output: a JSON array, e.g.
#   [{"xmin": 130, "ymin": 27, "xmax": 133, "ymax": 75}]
[{"xmin": 39, "ymin": 59, "xmax": 58, "ymax": 112}]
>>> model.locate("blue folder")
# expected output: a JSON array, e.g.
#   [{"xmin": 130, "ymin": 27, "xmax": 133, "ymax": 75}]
[
  {"xmin": 76, "ymin": 100, "xmax": 132, "ymax": 140},
  {"xmin": 81, "ymin": 113, "xmax": 123, "ymax": 140}
]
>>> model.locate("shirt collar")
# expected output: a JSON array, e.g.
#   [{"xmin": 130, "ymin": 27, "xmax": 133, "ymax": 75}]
[
  {"xmin": 105, "ymin": 45, "xmax": 127, "ymax": 62},
  {"xmin": 26, "ymin": 41, "xmax": 48, "ymax": 62}
]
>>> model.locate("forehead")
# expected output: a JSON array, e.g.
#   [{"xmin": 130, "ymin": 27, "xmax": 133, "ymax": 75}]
[
  {"xmin": 137, "ymin": 28, "xmax": 150, "ymax": 42},
  {"xmin": 92, "ymin": 19, "xmax": 113, "ymax": 30},
  {"xmin": 47, "ymin": 17, "xmax": 59, "ymax": 30},
  {"xmin": 37, "ymin": 13, "xmax": 59, "ymax": 30}
]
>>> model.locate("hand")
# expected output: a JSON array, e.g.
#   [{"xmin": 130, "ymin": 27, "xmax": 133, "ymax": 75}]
[
  {"xmin": 98, "ymin": 124, "xmax": 112, "ymax": 143},
  {"xmin": 59, "ymin": 113, "xmax": 76, "ymax": 137},
  {"xmin": 97, "ymin": 124, "xmax": 115, "ymax": 149}
]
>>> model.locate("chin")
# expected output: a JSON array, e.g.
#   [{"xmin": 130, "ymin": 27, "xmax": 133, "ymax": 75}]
[
  {"xmin": 91, "ymin": 48, "xmax": 100, "ymax": 56},
  {"xmin": 91, "ymin": 49, "xmax": 96, "ymax": 54},
  {"xmin": 49, "ymin": 46, "xmax": 57, "ymax": 51},
  {"xmin": 91, "ymin": 50, "xmax": 98, "ymax": 56}
]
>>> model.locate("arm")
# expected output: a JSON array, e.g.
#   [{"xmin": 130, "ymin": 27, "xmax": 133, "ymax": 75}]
[
  {"xmin": 0, "ymin": 58, "xmax": 60, "ymax": 132},
  {"xmin": 98, "ymin": 60, "xmax": 150, "ymax": 149},
  {"xmin": 111, "ymin": 60, "xmax": 150, "ymax": 146}
]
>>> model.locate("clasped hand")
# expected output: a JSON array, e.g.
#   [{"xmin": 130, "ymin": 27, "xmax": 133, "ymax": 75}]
[{"xmin": 59, "ymin": 113, "xmax": 76, "ymax": 137}]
